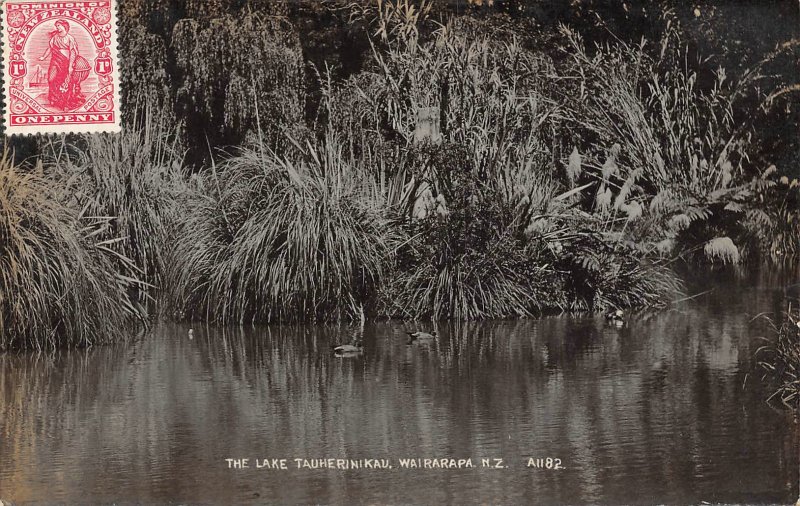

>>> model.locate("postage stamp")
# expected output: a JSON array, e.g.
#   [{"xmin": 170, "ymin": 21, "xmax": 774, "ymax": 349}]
[{"xmin": 2, "ymin": 0, "xmax": 120, "ymax": 135}]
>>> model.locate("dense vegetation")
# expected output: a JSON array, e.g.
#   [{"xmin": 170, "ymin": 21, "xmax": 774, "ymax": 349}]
[
  {"xmin": 0, "ymin": 0, "xmax": 798, "ymax": 350},
  {"xmin": 758, "ymin": 309, "xmax": 800, "ymax": 412},
  {"xmin": 0, "ymin": 151, "xmax": 145, "ymax": 350}
]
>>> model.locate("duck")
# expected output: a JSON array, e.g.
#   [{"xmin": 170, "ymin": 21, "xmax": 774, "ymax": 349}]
[
  {"xmin": 406, "ymin": 330, "xmax": 438, "ymax": 343},
  {"xmin": 188, "ymin": 328, "xmax": 194, "ymax": 340},
  {"xmin": 333, "ymin": 340, "xmax": 364, "ymax": 355},
  {"xmin": 605, "ymin": 309, "xmax": 624, "ymax": 326}
]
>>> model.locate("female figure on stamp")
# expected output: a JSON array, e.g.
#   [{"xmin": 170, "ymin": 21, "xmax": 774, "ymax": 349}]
[{"xmin": 38, "ymin": 20, "xmax": 90, "ymax": 110}]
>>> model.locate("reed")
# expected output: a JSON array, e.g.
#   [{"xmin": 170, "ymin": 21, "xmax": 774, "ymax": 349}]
[
  {"xmin": 0, "ymin": 151, "xmax": 144, "ymax": 351},
  {"xmin": 758, "ymin": 309, "xmax": 800, "ymax": 412},
  {"xmin": 172, "ymin": 134, "xmax": 397, "ymax": 323},
  {"xmin": 46, "ymin": 107, "xmax": 187, "ymax": 311}
]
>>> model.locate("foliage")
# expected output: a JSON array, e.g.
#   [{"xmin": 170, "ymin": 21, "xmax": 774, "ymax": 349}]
[
  {"xmin": 334, "ymin": 13, "xmax": 682, "ymax": 319},
  {"xmin": 340, "ymin": 21, "xmax": 561, "ymax": 318},
  {"xmin": 702, "ymin": 237, "xmax": 740, "ymax": 265},
  {"xmin": 46, "ymin": 108, "xmax": 187, "ymax": 310},
  {"xmin": 758, "ymin": 308, "xmax": 800, "ymax": 412},
  {"xmin": 346, "ymin": 0, "xmax": 433, "ymax": 46},
  {"xmin": 335, "ymin": 14, "xmax": 556, "ymax": 150},
  {"xmin": 554, "ymin": 20, "xmax": 794, "ymax": 263},
  {"xmin": 4, "ymin": 0, "xmax": 797, "ymax": 350},
  {"xmin": 745, "ymin": 170, "xmax": 800, "ymax": 260},
  {"xmin": 172, "ymin": 135, "xmax": 397, "ymax": 324},
  {"xmin": 118, "ymin": 21, "xmax": 173, "ymax": 119},
  {"xmin": 119, "ymin": 0, "xmax": 290, "ymax": 35},
  {"xmin": 378, "ymin": 141, "xmax": 681, "ymax": 319},
  {"xmin": 118, "ymin": 0, "xmax": 183, "ymax": 37},
  {"xmin": 171, "ymin": 13, "xmax": 305, "ymax": 149},
  {"xmin": 380, "ymin": 143, "xmax": 557, "ymax": 319},
  {"xmin": 550, "ymin": 221, "xmax": 683, "ymax": 311},
  {"xmin": 0, "ymin": 151, "xmax": 144, "ymax": 351}
]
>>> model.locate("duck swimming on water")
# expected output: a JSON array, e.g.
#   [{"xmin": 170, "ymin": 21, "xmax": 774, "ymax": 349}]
[
  {"xmin": 406, "ymin": 330, "xmax": 438, "ymax": 343},
  {"xmin": 605, "ymin": 309, "xmax": 624, "ymax": 326},
  {"xmin": 333, "ymin": 340, "xmax": 364, "ymax": 355}
]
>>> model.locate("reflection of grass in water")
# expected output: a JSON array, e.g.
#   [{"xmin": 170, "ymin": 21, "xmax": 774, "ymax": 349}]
[{"xmin": 0, "ymin": 311, "xmax": 794, "ymax": 501}]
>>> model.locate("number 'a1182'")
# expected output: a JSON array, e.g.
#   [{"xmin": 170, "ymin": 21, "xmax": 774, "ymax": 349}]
[{"xmin": 526, "ymin": 457, "xmax": 563, "ymax": 470}]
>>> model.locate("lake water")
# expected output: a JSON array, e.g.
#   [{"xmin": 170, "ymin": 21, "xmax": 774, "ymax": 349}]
[{"xmin": 1, "ymin": 268, "xmax": 798, "ymax": 504}]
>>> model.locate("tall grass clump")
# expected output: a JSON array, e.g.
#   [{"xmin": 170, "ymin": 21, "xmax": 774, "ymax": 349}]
[
  {"xmin": 0, "ymin": 151, "xmax": 144, "ymax": 351},
  {"xmin": 758, "ymin": 308, "xmax": 800, "ymax": 412},
  {"xmin": 47, "ymin": 108, "xmax": 187, "ymax": 311},
  {"xmin": 172, "ymin": 134, "xmax": 397, "ymax": 324}
]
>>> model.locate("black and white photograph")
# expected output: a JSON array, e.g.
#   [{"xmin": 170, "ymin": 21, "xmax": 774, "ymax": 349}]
[{"xmin": 0, "ymin": 0, "xmax": 799, "ymax": 504}]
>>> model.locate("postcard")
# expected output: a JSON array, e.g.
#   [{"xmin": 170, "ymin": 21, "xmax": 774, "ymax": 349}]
[{"xmin": 0, "ymin": 1, "xmax": 798, "ymax": 504}]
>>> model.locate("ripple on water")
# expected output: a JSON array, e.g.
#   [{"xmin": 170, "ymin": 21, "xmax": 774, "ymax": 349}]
[{"xmin": 0, "ymin": 271, "xmax": 798, "ymax": 504}]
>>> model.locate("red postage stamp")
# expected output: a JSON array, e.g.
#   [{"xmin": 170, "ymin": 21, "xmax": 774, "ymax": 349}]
[{"xmin": 2, "ymin": 0, "xmax": 120, "ymax": 135}]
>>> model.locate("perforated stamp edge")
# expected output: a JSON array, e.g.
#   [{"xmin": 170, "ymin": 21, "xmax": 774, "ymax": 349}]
[{"xmin": 1, "ymin": 0, "xmax": 121, "ymax": 136}]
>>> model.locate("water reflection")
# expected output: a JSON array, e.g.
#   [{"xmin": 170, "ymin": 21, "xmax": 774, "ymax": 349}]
[{"xmin": 0, "ymin": 271, "xmax": 797, "ymax": 504}]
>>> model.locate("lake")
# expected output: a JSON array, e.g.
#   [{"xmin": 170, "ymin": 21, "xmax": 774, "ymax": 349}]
[{"xmin": 1, "ymin": 268, "xmax": 798, "ymax": 504}]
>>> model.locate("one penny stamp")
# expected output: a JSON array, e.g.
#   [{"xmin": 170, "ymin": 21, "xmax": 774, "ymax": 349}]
[{"xmin": 2, "ymin": 0, "xmax": 120, "ymax": 135}]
